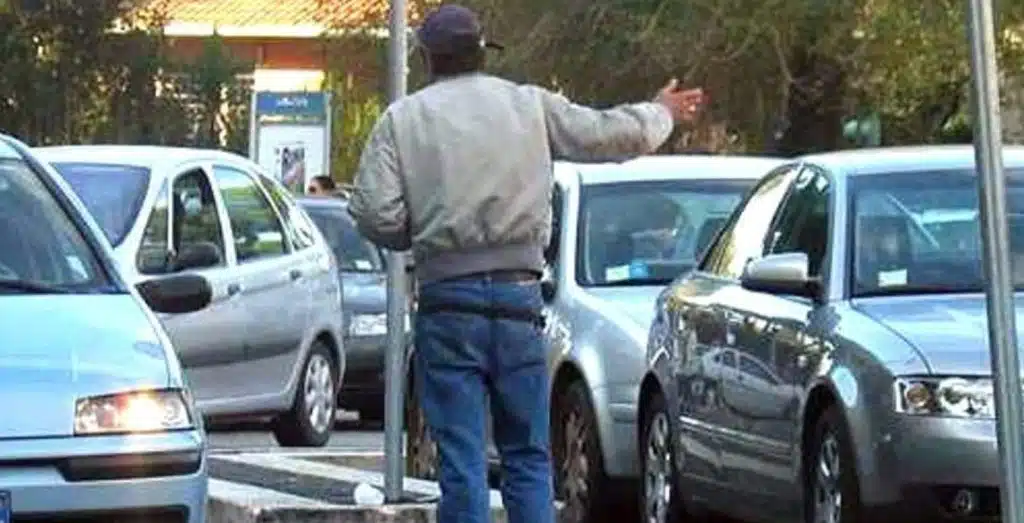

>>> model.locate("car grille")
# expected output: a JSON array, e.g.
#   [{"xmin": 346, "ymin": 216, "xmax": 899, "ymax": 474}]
[{"xmin": 13, "ymin": 507, "xmax": 187, "ymax": 523}]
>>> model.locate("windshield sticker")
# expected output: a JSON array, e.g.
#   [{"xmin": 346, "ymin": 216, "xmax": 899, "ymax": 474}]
[
  {"xmin": 605, "ymin": 264, "xmax": 630, "ymax": 282},
  {"xmin": 629, "ymin": 260, "xmax": 651, "ymax": 279},
  {"xmin": 878, "ymin": 269, "xmax": 907, "ymax": 287},
  {"xmin": 354, "ymin": 260, "xmax": 373, "ymax": 270}
]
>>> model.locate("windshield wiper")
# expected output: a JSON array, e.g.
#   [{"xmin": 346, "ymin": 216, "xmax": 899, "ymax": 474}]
[
  {"xmin": 0, "ymin": 279, "xmax": 72, "ymax": 294},
  {"xmin": 595, "ymin": 278, "xmax": 672, "ymax": 287},
  {"xmin": 855, "ymin": 283, "xmax": 981, "ymax": 298}
]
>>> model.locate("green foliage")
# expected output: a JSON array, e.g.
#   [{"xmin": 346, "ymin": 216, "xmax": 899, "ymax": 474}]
[{"xmin": 0, "ymin": 0, "xmax": 252, "ymax": 151}]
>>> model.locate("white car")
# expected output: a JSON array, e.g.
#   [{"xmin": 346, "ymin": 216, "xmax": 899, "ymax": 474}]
[
  {"xmin": 36, "ymin": 145, "xmax": 346, "ymax": 447},
  {"xmin": 0, "ymin": 135, "xmax": 208, "ymax": 521}
]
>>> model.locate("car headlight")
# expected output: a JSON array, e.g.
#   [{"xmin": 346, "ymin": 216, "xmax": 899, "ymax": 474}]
[
  {"xmin": 894, "ymin": 377, "xmax": 995, "ymax": 418},
  {"xmin": 74, "ymin": 389, "xmax": 194, "ymax": 436}
]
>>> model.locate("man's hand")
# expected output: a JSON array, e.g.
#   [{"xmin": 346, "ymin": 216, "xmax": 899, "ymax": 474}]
[{"xmin": 654, "ymin": 79, "xmax": 706, "ymax": 124}]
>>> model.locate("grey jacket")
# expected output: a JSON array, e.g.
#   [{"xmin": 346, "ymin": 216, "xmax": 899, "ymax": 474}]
[{"xmin": 348, "ymin": 72, "xmax": 674, "ymax": 283}]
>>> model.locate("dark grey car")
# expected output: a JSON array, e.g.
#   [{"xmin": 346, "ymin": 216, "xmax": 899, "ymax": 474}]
[
  {"xmin": 299, "ymin": 196, "xmax": 407, "ymax": 422},
  {"xmin": 639, "ymin": 146, "xmax": 1024, "ymax": 523}
]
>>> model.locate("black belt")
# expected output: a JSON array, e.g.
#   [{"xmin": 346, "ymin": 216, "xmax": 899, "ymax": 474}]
[
  {"xmin": 458, "ymin": 269, "xmax": 540, "ymax": 282},
  {"xmin": 416, "ymin": 301, "xmax": 545, "ymax": 328}
]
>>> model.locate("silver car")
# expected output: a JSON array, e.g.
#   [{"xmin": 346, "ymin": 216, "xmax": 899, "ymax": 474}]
[
  {"xmin": 404, "ymin": 155, "xmax": 781, "ymax": 521},
  {"xmin": 36, "ymin": 145, "xmax": 346, "ymax": 447},
  {"xmin": 299, "ymin": 196, "xmax": 412, "ymax": 422},
  {"xmin": 639, "ymin": 145, "xmax": 1024, "ymax": 523},
  {"xmin": 0, "ymin": 135, "xmax": 209, "ymax": 521}
]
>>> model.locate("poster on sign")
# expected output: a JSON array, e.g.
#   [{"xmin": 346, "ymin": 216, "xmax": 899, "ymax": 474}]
[{"xmin": 249, "ymin": 92, "xmax": 332, "ymax": 195}]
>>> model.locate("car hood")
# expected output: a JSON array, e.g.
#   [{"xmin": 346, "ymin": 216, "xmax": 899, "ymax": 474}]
[
  {"xmin": 852, "ymin": 294, "xmax": 1024, "ymax": 375},
  {"xmin": 583, "ymin": 285, "xmax": 663, "ymax": 330},
  {"xmin": 0, "ymin": 295, "xmax": 171, "ymax": 439}
]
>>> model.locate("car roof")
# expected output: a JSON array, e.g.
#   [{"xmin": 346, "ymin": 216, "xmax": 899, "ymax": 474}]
[
  {"xmin": 554, "ymin": 154, "xmax": 785, "ymax": 186},
  {"xmin": 800, "ymin": 145, "xmax": 1024, "ymax": 176},
  {"xmin": 32, "ymin": 145, "xmax": 254, "ymax": 179}
]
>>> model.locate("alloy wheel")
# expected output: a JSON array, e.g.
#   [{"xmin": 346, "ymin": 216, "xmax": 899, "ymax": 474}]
[
  {"xmin": 644, "ymin": 411, "xmax": 673, "ymax": 523},
  {"xmin": 559, "ymin": 410, "xmax": 591, "ymax": 522},
  {"xmin": 303, "ymin": 353, "xmax": 335, "ymax": 435},
  {"xmin": 813, "ymin": 434, "xmax": 843, "ymax": 523}
]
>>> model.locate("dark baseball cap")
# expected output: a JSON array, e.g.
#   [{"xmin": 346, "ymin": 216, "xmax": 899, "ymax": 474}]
[{"xmin": 416, "ymin": 4, "xmax": 503, "ymax": 55}]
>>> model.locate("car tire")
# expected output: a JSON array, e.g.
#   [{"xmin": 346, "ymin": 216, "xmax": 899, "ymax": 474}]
[
  {"xmin": 640, "ymin": 390, "xmax": 687, "ymax": 523},
  {"xmin": 272, "ymin": 340, "xmax": 337, "ymax": 447},
  {"xmin": 804, "ymin": 405, "xmax": 862, "ymax": 523},
  {"xmin": 552, "ymin": 380, "xmax": 610, "ymax": 523},
  {"xmin": 404, "ymin": 372, "xmax": 438, "ymax": 479}
]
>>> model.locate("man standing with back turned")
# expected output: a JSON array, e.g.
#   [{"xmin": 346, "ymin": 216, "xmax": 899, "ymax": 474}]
[{"xmin": 348, "ymin": 4, "xmax": 704, "ymax": 523}]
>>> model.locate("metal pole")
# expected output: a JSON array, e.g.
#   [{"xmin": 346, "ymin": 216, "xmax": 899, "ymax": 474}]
[
  {"xmin": 966, "ymin": 1, "xmax": 1024, "ymax": 522},
  {"xmin": 383, "ymin": 0, "xmax": 409, "ymax": 502}
]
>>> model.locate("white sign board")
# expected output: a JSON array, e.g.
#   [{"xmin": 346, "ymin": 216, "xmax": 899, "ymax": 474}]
[{"xmin": 249, "ymin": 92, "xmax": 332, "ymax": 194}]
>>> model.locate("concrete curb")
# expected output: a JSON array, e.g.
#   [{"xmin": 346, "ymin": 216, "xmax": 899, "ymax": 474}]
[{"xmin": 207, "ymin": 451, "xmax": 563, "ymax": 523}]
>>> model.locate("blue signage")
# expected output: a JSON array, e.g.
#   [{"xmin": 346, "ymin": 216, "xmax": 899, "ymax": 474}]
[{"xmin": 255, "ymin": 92, "xmax": 328, "ymax": 124}]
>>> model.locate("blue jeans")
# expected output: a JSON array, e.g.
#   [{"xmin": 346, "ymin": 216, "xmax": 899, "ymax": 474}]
[{"xmin": 414, "ymin": 275, "xmax": 555, "ymax": 523}]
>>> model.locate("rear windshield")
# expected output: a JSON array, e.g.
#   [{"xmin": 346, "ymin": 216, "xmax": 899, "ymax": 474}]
[
  {"xmin": 50, "ymin": 162, "xmax": 151, "ymax": 246},
  {"xmin": 304, "ymin": 206, "xmax": 382, "ymax": 272}
]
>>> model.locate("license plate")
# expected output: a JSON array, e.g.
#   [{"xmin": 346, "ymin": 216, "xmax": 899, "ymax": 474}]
[{"xmin": 0, "ymin": 490, "xmax": 10, "ymax": 523}]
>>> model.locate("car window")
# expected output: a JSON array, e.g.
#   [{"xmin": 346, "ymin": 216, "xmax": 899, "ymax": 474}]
[
  {"xmin": 136, "ymin": 181, "xmax": 170, "ymax": 274},
  {"xmin": 0, "ymin": 143, "xmax": 111, "ymax": 291},
  {"xmin": 167, "ymin": 169, "xmax": 227, "ymax": 272},
  {"xmin": 766, "ymin": 167, "xmax": 831, "ymax": 277},
  {"xmin": 49, "ymin": 162, "xmax": 150, "ymax": 247},
  {"xmin": 739, "ymin": 355, "xmax": 778, "ymax": 384},
  {"xmin": 576, "ymin": 178, "xmax": 755, "ymax": 286},
  {"xmin": 701, "ymin": 166, "xmax": 799, "ymax": 279},
  {"xmin": 720, "ymin": 350, "xmax": 736, "ymax": 368},
  {"xmin": 214, "ymin": 166, "xmax": 288, "ymax": 263},
  {"xmin": 851, "ymin": 168, "xmax": 1024, "ymax": 296},
  {"xmin": 304, "ymin": 205, "xmax": 382, "ymax": 272},
  {"xmin": 257, "ymin": 173, "xmax": 317, "ymax": 251}
]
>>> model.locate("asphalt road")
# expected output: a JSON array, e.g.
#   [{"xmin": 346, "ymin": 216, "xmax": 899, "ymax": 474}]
[{"xmin": 207, "ymin": 410, "xmax": 386, "ymax": 452}]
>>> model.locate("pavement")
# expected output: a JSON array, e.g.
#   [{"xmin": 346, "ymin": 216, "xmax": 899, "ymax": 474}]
[{"xmin": 205, "ymin": 411, "xmax": 537, "ymax": 523}]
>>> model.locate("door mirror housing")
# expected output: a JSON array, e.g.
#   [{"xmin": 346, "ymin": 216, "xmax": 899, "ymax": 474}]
[
  {"xmin": 540, "ymin": 267, "xmax": 557, "ymax": 302},
  {"xmin": 171, "ymin": 242, "xmax": 222, "ymax": 272},
  {"xmin": 740, "ymin": 252, "xmax": 822, "ymax": 300},
  {"xmin": 136, "ymin": 273, "xmax": 213, "ymax": 314}
]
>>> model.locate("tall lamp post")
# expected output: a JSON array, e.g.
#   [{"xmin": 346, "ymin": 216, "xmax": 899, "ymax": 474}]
[
  {"xmin": 382, "ymin": 0, "xmax": 409, "ymax": 502},
  {"xmin": 965, "ymin": 1, "xmax": 1024, "ymax": 522}
]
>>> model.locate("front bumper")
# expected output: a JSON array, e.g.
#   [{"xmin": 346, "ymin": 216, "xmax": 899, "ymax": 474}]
[
  {"xmin": 0, "ymin": 430, "xmax": 206, "ymax": 523},
  {"xmin": 868, "ymin": 415, "xmax": 999, "ymax": 521}
]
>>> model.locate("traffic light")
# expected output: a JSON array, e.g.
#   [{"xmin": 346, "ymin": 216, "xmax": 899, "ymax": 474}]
[{"xmin": 842, "ymin": 111, "xmax": 882, "ymax": 147}]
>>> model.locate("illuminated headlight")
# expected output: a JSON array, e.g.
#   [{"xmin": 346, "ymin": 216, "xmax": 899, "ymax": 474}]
[
  {"xmin": 894, "ymin": 377, "xmax": 995, "ymax": 418},
  {"xmin": 74, "ymin": 389, "xmax": 193, "ymax": 435}
]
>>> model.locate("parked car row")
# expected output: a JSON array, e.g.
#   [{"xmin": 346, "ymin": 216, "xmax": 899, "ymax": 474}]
[{"xmin": 404, "ymin": 147, "xmax": 1019, "ymax": 523}]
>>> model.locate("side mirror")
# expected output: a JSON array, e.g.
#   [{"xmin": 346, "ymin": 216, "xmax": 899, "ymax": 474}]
[
  {"xmin": 136, "ymin": 273, "xmax": 213, "ymax": 314},
  {"xmin": 740, "ymin": 252, "xmax": 821, "ymax": 300},
  {"xmin": 540, "ymin": 271, "xmax": 557, "ymax": 302},
  {"xmin": 172, "ymin": 242, "xmax": 222, "ymax": 272}
]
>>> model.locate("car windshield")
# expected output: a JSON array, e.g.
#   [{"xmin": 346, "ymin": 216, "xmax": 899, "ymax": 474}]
[
  {"xmin": 0, "ymin": 143, "xmax": 112, "ymax": 293},
  {"xmin": 851, "ymin": 168, "xmax": 1024, "ymax": 297},
  {"xmin": 577, "ymin": 178, "xmax": 754, "ymax": 286},
  {"xmin": 303, "ymin": 205, "xmax": 381, "ymax": 272},
  {"xmin": 49, "ymin": 162, "xmax": 151, "ymax": 246}
]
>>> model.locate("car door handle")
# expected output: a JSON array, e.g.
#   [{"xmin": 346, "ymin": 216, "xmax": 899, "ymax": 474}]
[
  {"xmin": 289, "ymin": 269, "xmax": 303, "ymax": 281},
  {"xmin": 227, "ymin": 283, "xmax": 242, "ymax": 296}
]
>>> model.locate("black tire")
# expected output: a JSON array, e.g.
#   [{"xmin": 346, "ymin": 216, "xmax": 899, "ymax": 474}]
[
  {"xmin": 640, "ymin": 391, "xmax": 687, "ymax": 523},
  {"xmin": 804, "ymin": 405, "xmax": 862, "ymax": 523},
  {"xmin": 552, "ymin": 380, "xmax": 610, "ymax": 523},
  {"xmin": 272, "ymin": 341, "xmax": 337, "ymax": 447},
  {"xmin": 404, "ymin": 371, "xmax": 438, "ymax": 479}
]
